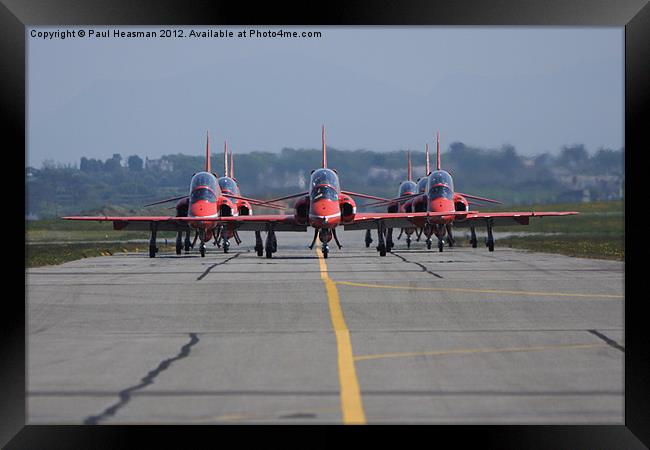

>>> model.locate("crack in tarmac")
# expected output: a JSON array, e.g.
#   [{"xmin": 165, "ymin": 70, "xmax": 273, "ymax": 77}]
[{"xmin": 83, "ymin": 333, "xmax": 200, "ymax": 425}]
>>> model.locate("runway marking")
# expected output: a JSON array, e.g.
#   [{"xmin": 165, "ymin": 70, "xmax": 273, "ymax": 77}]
[
  {"xmin": 316, "ymin": 248, "xmax": 366, "ymax": 425},
  {"xmin": 354, "ymin": 342, "xmax": 610, "ymax": 363},
  {"xmin": 335, "ymin": 281, "xmax": 623, "ymax": 299}
]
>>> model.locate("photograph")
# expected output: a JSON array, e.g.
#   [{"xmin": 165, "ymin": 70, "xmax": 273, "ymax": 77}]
[{"xmin": 24, "ymin": 24, "xmax": 625, "ymax": 426}]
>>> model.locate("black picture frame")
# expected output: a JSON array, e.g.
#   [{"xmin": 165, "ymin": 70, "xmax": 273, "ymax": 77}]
[{"xmin": 5, "ymin": 0, "xmax": 648, "ymax": 447}]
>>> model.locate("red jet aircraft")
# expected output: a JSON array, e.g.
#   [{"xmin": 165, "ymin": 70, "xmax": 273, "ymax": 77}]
[
  {"xmin": 64, "ymin": 131, "xmax": 285, "ymax": 258},
  {"xmin": 363, "ymin": 150, "xmax": 419, "ymax": 250},
  {"xmin": 344, "ymin": 131, "xmax": 579, "ymax": 255}
]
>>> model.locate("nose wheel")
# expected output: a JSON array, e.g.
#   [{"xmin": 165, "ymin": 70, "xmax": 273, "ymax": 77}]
[
  {"xmin": 321, "ymin": 243, "xmax": 329, "ymax": 258},
  {"xmin": 199, "ymin": 242, "xmax": 206, "ymax": 257},
  {"xmin": 438, "ymin": 239, "xmax": 444, "ymax": 252},
  {"xmin": 223, "ymin": 239, "xmax": 230, "ymax": 254},
  {"xmin": 406, "ymin": 236, "xmax": 412, "ymax": 249}
]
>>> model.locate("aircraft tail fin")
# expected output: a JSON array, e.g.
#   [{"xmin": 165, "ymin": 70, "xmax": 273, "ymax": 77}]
[
  {"xmin": 224, "ymin": 140, "xmax": 229, "ymax": 178},
  {"xmin": 407, "ymin": 150, "xmax": 412, "ymax": 181},
  {"xmin": 230, "ymin": 148, "xmax": 234, "ymax": 179},
  {"xmin": 205, "ymin": 131, "xmax": 211, "ymax": 173},
  {"xmin": 436, "ymin": 131, "xmax": 441, "ymax": 171},
  {"xmin": 322, "ymin": 124, "xmax": 327, "ymax": 168},
  {"xmin": 425, "ymin": 143, "xmax": 430, "ymax": 175}
]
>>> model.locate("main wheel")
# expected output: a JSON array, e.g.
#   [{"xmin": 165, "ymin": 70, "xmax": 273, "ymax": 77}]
[
  {"xmin": 426, "ymin": 239, "xmax": 432, "ymax": 250},
  {"xmin": 488, "ymin": 241, "xmax": 494, "ymax": 252},
  {"xmin": 256, "ymin": 247, "xmax": 264, "ymax": 257},
  {"xmin": 471, "ymin": 239, "xmax": 477, "ymax": 248},
  {"xmin": 176, "ymin": 243, "xmax": 182, "ymax": 255},
  {"xmin": 265, "ymin": 248, "xmax": 273, "ymax": 258},
  {"xmin": 149, "ymin": 245, "xmax": 156, "ymax": 258}
]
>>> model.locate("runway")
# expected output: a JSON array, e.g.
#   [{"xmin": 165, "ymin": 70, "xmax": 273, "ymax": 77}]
[{"xmin": 26, "ymin": 231, "xmax": 624, "ymax": 424}]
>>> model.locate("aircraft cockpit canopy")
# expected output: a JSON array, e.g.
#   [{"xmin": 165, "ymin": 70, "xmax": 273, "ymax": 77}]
[
  {"xmin": 416, "ymin": 177, "xmax": 428, "ymax": 193},
  {"xmin": 399, "ymin": 180, "xmax": 418, "ymax": 197},
  {"xmin": 427, "ymin": 170, "xmax": 454, "ymax": 191},
  {"xmin": 189, "ymin": 172, "xmax": 220, "ymax": 203},
  {"xmin": 218, "ymin": 177, "xmax": 240, "ymax": 195},
  {"xmin": 311, "ymin": 168, "xmax": 340, "ymax": 191}
]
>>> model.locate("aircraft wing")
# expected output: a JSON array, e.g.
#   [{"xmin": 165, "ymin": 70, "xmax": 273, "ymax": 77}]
[
  {"xmin": 63, "ymin": 216, "xmax": 192, "ymax": 231},
  {"xmin": 63, "ymin": 214, "xmax": 308, "ymax": 232},
  {"xmin": 451, "ymin": 211, "xmax": 579, "ymax": 227},
  {"xmin": 343, "ymin": 211, "xmax": 471, "ymax": 230},
  {"xmin": 216, "ymin": 215, "xmax": 308, "ymax": 232}
]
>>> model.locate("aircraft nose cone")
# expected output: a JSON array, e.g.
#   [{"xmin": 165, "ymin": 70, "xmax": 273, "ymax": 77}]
[
  {"xmin": 190, "ymin": 200, "xmax": 216, "ymax": 217},
  {"xmin": 310, "ymin": 199, "xmax": 340, "ymax": 228},
  {"xmin": 429, "ymin": 198, "xmax": 454, "ymax": 214}
]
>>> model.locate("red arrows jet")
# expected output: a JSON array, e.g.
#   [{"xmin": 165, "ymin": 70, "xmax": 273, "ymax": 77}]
[
  {"xmin": 362, "ymin": 150, "xmax": 419, "ymax": 250},
  {"xmin": 344, "ymin": 131, "xmax": 579, "ymax": 255},
  {"xmin": 63, "ymin": 128, "xmax": 578, "ymax": 259},
  {"xmin": 64, "ymin": 131, "xmax": 285, "ymax": 258},
  {"xmin": 213, "ymin": 141, "xmax": 268, "ymax": 255}
]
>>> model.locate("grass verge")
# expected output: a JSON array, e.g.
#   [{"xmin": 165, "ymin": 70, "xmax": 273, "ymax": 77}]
[{"xmin": 26, "ymin": 242, "xmax": 176, "ymax": 268}]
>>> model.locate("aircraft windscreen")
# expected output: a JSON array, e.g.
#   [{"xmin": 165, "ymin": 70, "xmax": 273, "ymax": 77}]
[
  {"xmin": 218, "ymin": 177, "xmax": 239, "ymax": 195},
  {"xmin": 417, "ymin": 178, "xmax": 428, "ymax": 193},
  {"xmin": 191, "ymin": 172, "xmax": 219, "ymax": 192},
  {"xmin": 311, "ymin": 169, "xmax": 340, "ymax": 191},
  {"xmin": 428, "ymin": 185, "xmax": 453, "ymax": 200},
  {"xmin": 399, "ymin": 181, "xmax": 417, "ymax": 197},
  {"xmin": 190, "ymin": 188, "xmax": 217, "ymax": 203},
  {"xmin": 428, "ymin": 170, "xmax": 454, "ymax": 191},
  {"xmin": 311, "ymin": 185, "xmax": 338, "ymax": 202}
]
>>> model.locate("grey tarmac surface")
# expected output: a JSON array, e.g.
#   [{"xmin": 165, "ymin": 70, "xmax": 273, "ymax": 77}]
[{"xmin": 26, "ymin": 231, "xmax": 624, "ymax": 424}]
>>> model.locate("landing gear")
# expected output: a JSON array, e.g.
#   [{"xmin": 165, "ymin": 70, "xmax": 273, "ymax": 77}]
[
  {"xmin": 365, "ymin": 229, "xmax": 373, "ymax": 248},
  {"xmin": 332, "ymin": 228, "xmax": 343, "ymax": 249},
  {"xmin": 376, "ymin": 221, "xmax": 387, "ymax": 257},
  {"xmin": 406, "ymin": 235, "xmax": 412, "ymax": 249},
  {"xmin": 446, "ymin": 224, "xmax": 455, "ymax": 248},
  {"xmin": 198, "ymin": 229, "xmax": 206, "ymax": 257},
  {"xmin": 438, "ymin": 239, "xmax": 444, "ymax": 252},
  {"xmin": 469, "ymin": 227, "xmax": 478, "ymax": 248},
  {"xmin": 255, "ymin": 231, "xmax": 264, "ymax": 257},
  {"xmin": 265, "ymin": 224, "xmax": 277, "ymax": 258},
  {"xmin": 223, "ymin": 239, "xmax": 230, "ymax": 253},
  {"xmin": 321, "ymin": 243, "xmax": 329, "ymax": 258},
  {"xmin": 386, "ymin": 228, "xmax": 394, "ymax": 252},
  {"xmin": 486, "ymin": 220, "xmax": 495, "ymax": 252},
  {"xmin": 149, "ymin": 224, "xmax": 158, "ymax": 258},
  {"xmin": 184, "ymin": 230, "xmax": 192, "ymax": 253},
  {"xmin": 309, "ymin": 229, "xmax": 319, "ymax": 250},
  {"xmin": 397, "ymin": 229, "xmax": 404, "ymax": 240},
  {"xmin": 175, "ymin": 231, "xmax": 183, "ymax": 255},
  {"xmin": 426, "ymin": 238, "xmax": 432, "ymax": 250}
]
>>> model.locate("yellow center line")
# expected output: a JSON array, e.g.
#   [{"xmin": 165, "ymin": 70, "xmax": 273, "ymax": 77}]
[
  {"xmin": 354, "ymin": 342, "xmax": 609, "ymax": 362},
  {"xmin": 316, "ymin": 248, "xmax": 366, "ymax": 425},
  {"xmin": 335, "ymin": 281, "xmax": 622, "ymax": 299}
]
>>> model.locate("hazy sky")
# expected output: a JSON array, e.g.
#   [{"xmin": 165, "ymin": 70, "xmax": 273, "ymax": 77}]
[{"xmin": 27, "ymin": 26, "xmax": 623, "ymax": 168}]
